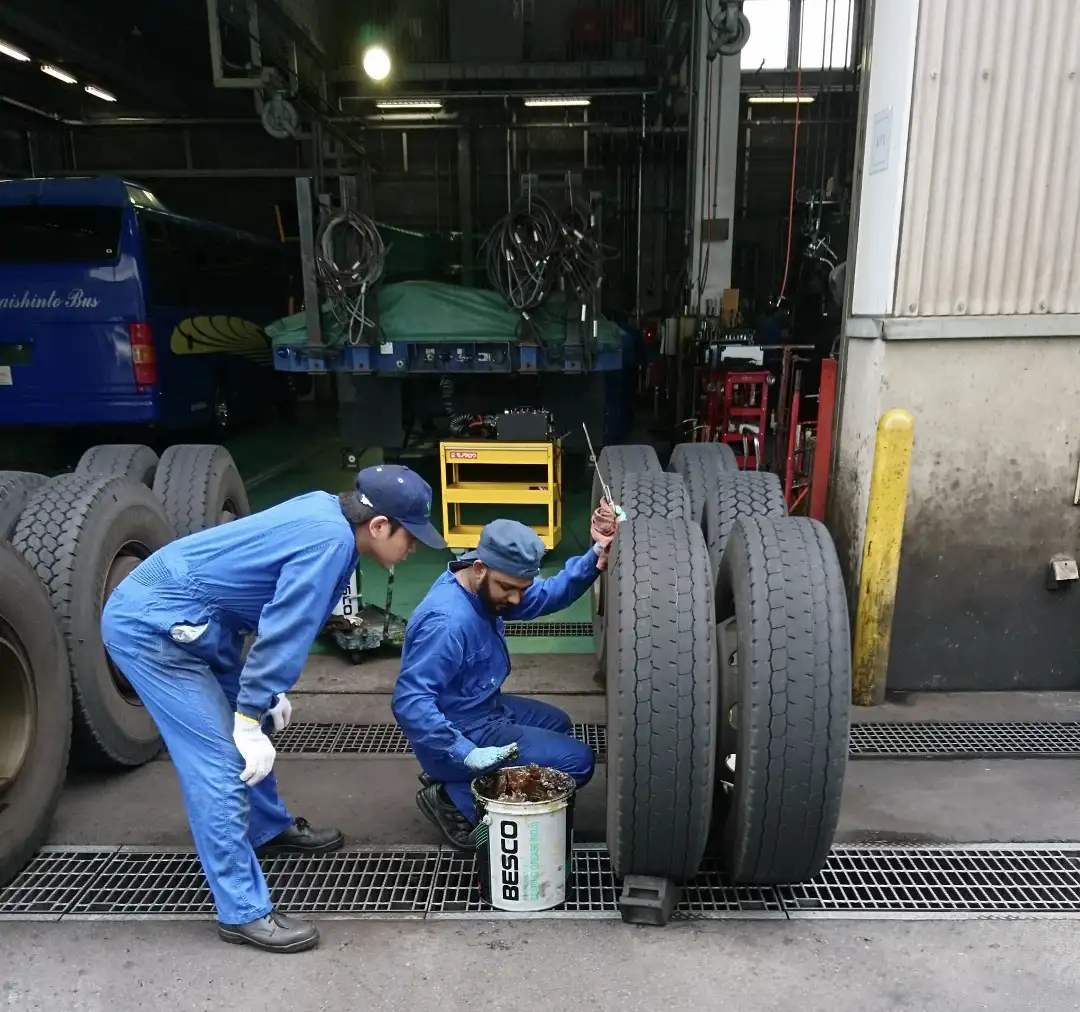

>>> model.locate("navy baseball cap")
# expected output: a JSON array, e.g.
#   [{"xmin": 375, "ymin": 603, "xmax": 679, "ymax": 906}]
[{"xmin": 355, "ymin": 464, "xmax": 446, "ymax": 550}]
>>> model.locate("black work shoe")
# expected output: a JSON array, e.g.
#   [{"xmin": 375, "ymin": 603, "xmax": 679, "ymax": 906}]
[
  {"xmin": 416, "ymin": 782, "xmax": 475, "ymax": 852},
  {"xmin": 218, "ymin": 909, "xmax": 319, "ymax": 953},
  {"xmin": 256, "ymin": 817, "xmax": 344, "ymax": 856}
]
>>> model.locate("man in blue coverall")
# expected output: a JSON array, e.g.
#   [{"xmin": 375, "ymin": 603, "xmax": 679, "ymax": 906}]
[
  {"xmin": 101, "ymin": 464, "xmax": 445, "ymax": 954},
  {"xmin": 392, "ymin": 505, "xmax": 619, "ymax": 849}
]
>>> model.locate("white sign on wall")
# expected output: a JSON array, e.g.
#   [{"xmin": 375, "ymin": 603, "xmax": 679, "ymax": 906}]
[{"xmin": 870, "ymin": 107, "xmax": 893, "ymax": 175}]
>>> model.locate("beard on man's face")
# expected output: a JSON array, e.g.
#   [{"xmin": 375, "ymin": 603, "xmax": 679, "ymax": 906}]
[{"xmin": 476, "ymin": 571, "xmax": 510, "ymax": 613}]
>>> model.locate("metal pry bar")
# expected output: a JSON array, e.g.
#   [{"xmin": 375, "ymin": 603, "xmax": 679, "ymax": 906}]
[{"xmin": 582, "ymin": 422, "xmax": 615, "ymax": 507}]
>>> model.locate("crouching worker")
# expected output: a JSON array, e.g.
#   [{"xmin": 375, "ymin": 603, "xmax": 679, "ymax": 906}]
[
  {"xmin": 392, "ymin": 505, "xmax": 620, "ymax": 850},
  {"xmin": 101, "ymin": 465, "xmax": 445, "ymax": 953}
]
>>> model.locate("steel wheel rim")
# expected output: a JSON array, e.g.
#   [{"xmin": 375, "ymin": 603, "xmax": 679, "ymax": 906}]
[
  {"xmin": 219, "ymin": 496, "xmax": 238, "ymax": 526},
  {"xmin": 0, "ymin": 628, "xmax": 35, "ymax": 795},
  {"xmin": 214, "ymin": 389, "xmax": 229, "ymax": 430},
  {"xmin": 102, "ymin": 544, "xmax": 149, "ymax": 703}
]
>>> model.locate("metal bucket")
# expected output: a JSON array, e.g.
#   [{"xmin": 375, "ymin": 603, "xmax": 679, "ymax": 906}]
[{"xmin": 472, "ymin": 766, "xmax": 576, "ymax": 912}]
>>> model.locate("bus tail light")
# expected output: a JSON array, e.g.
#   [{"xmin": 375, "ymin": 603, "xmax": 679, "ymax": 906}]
[{"xmin": 129, "ymin": 322, "xmax": 157, "ymax": 387}]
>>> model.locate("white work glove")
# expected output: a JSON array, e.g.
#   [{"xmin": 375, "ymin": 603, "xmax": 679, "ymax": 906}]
[
  {"xmin": 232, "ymin": 713, "xmax": 276, "ymax": 786},
  {"xmin": 267, "ymin": 693, "xmax": 293, "ymax": 733}
]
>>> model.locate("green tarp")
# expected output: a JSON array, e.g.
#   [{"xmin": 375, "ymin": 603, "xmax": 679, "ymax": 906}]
[{"xmin": 267, "ymin": 280, "xmax": 622, "ymax": 350}]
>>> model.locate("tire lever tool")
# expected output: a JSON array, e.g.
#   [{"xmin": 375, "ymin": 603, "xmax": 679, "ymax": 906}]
[{"xmin": 582, "ymin": 422, "xmax": 626, "ymax": 522}]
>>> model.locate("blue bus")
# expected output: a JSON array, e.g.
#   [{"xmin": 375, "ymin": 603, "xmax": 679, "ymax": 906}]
[{"xmin": 0, "ymin": 176, "xmax": 299, "ymax": 435}]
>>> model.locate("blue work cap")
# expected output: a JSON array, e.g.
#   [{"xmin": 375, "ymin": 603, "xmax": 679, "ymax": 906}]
[
  {"xmin": 355, "ymin": 464, "xmax": 447, "ymax": 550},
  {"xmin": 461, "ymin": 518, "xmax": 546, "ymax": 579}
]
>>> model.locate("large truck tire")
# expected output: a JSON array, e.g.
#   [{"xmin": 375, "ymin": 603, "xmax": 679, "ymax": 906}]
[
  {"xmin": 0, "ymin": 471, "xmax": 47, "ymax": 541},
  {"xmin": 589, "ymin": 445, "xmax": 662, "ymax": 671},
  {"xmin": 606, "ymin": 515, "xmax": 718, "ymax": 883},
  {"xmin": 0, "ymin": 541, "xmax": 72, "ymax": 888},
  {"xmin": 702, "ymin": 470, "xmax": 787, "ymax": 578},
  {"xmin": 153, "ymin": 444, "xmax": 250, "ymax": 537},
  {"xmin": 613, "ymin": 471, "xmax": 691, "ymax": 521},
  {"xmin": 76, "ymin": 444, "xmax": 160, "ymax": 488},
  {"xmin": 713, "ymin": 514, "xmax": 851, "ymax": 884},
  {"xmin": 666, "ymin": 442, "xmax": 738, "ymax": 525},
  {"xmin": 13, "ymin": 474, "xmax": 176, "ymax": 770}
]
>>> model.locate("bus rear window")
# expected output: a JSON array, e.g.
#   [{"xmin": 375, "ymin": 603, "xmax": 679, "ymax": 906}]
[{"xmin": 0, "ymin": 205, "xmax": 123, "ymax": 264}]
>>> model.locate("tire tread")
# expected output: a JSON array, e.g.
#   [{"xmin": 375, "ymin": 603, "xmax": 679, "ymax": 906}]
[
  {"xmin": 704, "ymin": 469, "xmax": 787, "ymax": 576},
  {"xmin": 0, "ymin": 471, "xmax": 48, "ymax": 541},
  {"xmin": 667, "ymin": 442, "xmax": 738, "ymax": 524},
  {"xmin": 153, "ymin": 444, "xmax": 249, "ymax": 537},
  {"xmin": 607, "ymin": 516, "xmax": 717, "ymax": 882},
  {"xmin": 719, "ymin": 514, "xmax": 850, "ymax": 884}
]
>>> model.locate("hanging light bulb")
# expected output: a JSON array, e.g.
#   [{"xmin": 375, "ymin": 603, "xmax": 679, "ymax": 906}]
[{"xmin": 362, "ymin": 45, "xmax": 391, "ymax": 82}]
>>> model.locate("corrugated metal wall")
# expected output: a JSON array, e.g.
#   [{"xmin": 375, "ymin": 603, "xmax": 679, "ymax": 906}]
[{"xmin": 895, "ymin": 0, "xmax": 1080, "ymax": 316}]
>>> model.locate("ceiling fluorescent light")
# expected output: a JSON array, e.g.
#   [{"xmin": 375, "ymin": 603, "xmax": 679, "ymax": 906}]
[
  {"xmin": 41, "ymin": 64, "xmax": 77, "ymax": 84},
  {"xmin": 524, "ymin": 96, "xmax": 591, "ymax": 107},
  {"xmin": 85, "ymin": 85, "xmax": 117, "ymax": 102},
  {"xmin": 375, "ymin": 99, "xmax": 443, "ymax": 110},
  {"xmin": 747, "ymin": 94, "xmax": 815, "ymax": 104},
  {"xmin": 0, "ymin": 39, "xmax": 31, "ymax": 62},
  {"xmin": 372, "ymin": 111, "xmax": 456, "ymax": 122}
]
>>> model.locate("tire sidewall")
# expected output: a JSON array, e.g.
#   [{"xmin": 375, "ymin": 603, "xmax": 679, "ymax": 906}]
[
  {"xmin": 0, "ymin": 546, "xmax": 72, "ymax": 886},
  {"xmin": 714, "ymin": 521, "xmax": 760, "ymax": 872},
  {"xmin": 603, "ymin": 527, "xmax": 631, "ymax": 869},
  {"xmin": 589, "ymin": 466, "xmax": 606, "ymax": 667}
]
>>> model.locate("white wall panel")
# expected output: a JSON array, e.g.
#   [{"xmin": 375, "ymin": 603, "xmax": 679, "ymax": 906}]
[
  {"xmin": 896, "ymin": 0, "xmax": 1080, "ymax": 316},
  {"xmin": 850, "ymin": 0, "xmax": 921, "ymax": 316}
]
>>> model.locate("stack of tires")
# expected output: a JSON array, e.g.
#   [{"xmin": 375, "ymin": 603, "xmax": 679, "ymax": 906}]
[
  {"xmin": 0, "ymin": 444, "xmax": 249, "ymax": 888},
  {"xmin": 594, "ymin": 441, "xmax": 851, "ymax": 888}
]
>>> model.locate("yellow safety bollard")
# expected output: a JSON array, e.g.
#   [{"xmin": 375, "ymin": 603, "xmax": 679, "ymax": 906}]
[{"xmin": 852, "ymin": 408, "xmax": 915, "ymax": 706}]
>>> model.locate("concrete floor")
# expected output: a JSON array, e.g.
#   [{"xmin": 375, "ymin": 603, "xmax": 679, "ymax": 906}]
[
  {"xmin": 11, "ymin": 651, "xmax": 1080, "ymax": 1010},
  {"xmin": 4, "ymin": 918, "xmax": 1077, "ymax": 1012}
]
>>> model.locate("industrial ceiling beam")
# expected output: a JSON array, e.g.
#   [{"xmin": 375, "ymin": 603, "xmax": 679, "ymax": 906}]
[{"xmin": 249, "ymin": 0, "xmax": 332, "ymax": 74}]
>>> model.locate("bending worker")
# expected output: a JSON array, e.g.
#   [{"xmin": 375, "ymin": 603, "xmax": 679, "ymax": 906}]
[
  {"xmin": 392, "ymin": 505, "xmax": 619, "ymax": 849},
  {"xmin": 101, "ymin": 465, "xmax": 445, "ymax": 954}
]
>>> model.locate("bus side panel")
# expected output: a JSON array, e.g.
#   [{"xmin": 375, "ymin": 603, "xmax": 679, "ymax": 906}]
[
  {"xmin": 0, "ymin": 204, "xmax": 152, "ymax": 426},
  {"xmin": 139, "ymin": 211, "xmax": 295, "ymax": 431}
]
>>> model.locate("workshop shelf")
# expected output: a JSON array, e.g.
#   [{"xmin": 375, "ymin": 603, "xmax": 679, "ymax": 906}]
[{"xmin": 439, "ymin": 439, "xmax": 562, "ymax": 551}]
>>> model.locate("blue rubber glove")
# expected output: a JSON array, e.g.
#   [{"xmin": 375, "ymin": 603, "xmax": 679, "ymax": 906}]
[{"xmin": 464, "ymin": 743, "xmax": 519, "ymax": 773}]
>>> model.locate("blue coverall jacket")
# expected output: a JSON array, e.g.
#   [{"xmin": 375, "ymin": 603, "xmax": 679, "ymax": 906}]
[
  {"xmin": 391, "ymin": 548, "xmax": 601, "ymax": 817},
  {"xmin": 100, "ymin": 491, "xmax": 357, "ymax": 925},
  {"xmin": 115, "ymin": 490, "xmax": 358, "ymax": 717}
]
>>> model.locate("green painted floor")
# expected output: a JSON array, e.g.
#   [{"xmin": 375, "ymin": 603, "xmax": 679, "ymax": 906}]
[{"xmin": 228, "ymin": 412, "xmax": 595, "ymax": 657}]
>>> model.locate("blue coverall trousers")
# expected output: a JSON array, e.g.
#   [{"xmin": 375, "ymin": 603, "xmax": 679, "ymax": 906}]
[
  {"xmin": 414, "ymin": 695, "xmax": 596, "ymax": 822},
  {"xmin": 101, "ymin": 584, "xmax": 294, "ymax": 926}
]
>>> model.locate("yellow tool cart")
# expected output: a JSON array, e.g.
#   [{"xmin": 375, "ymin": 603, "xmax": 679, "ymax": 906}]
[{"xmin": 439, "ymin": 439, "xmax": 562, "ymax": 551}]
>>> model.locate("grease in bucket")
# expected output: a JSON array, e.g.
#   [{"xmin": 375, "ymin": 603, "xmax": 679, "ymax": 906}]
[
  {"xmin": 476, "ymin": 763, "xmax": 569, "ymax": 803},
  {"xmin": 472, "ymin": 764, "xmax": 577, "ymax": 912}
]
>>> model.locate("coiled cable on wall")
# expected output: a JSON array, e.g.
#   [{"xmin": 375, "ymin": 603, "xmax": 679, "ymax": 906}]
[
  {"xmin": 483, "ymin": 195, "xmax": 560, "ymax": 329},
  {"xmin": 557, "ymin": 198, "xmax": 616, "ymax": 302},
  {"xmin": 315, "ymin": 209, "xmax": 388, "ymax": 345}
]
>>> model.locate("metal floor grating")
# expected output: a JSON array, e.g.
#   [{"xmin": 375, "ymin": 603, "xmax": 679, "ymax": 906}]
[
  {"xmin": 849, "ymin": 721, "xmax": 1080, "ymax": 758},
  {"xmin": 503, "ymin": 621, "xmax": 593, "ymax": 637},
  {"xmin": 272, "ymin": 722, "xmax": 608, "ymax": 757},
  {"xmin": 6, "ymin": 844, "xmax": 1080, "ymax": 921},
  {"xmin": 265, "ymin": 721, "xmax": 1080, "ymax": 760}
]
